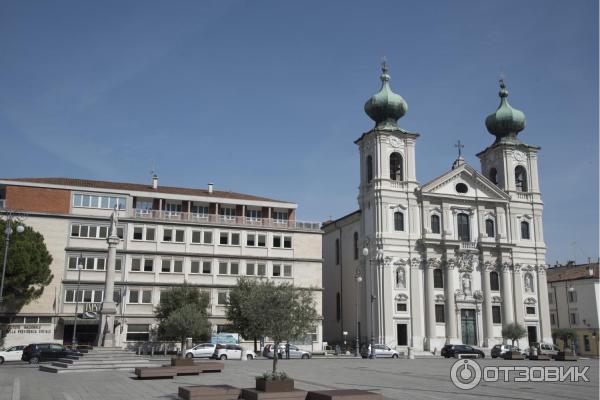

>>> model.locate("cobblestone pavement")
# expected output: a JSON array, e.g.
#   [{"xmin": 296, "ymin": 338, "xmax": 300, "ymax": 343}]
[{"xmin": 0, "ymin": 358, "xmax": 597, "ymax": 400}]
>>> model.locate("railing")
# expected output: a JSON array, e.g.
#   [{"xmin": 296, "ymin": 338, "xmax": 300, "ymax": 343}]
[
  {"xmin": 129, "ymin": 209, "xmax": 322, "ymax": 232},
  {"xmin": 460, "ymin": 241, "xmax": 478, "ymax": 252},
  {"xmin": 515, "ymin": 192, "xmax": 534, "ymax": 201}
]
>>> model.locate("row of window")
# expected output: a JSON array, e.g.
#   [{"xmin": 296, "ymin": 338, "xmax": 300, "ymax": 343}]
[
  {"xmin": 71, "ymin": 223, "xmax": 124, "ymax": 239},
  {"xmin": 488, "ymin": 165, "xmax": 529, "ymax": 193},
  {"xmin": 64, "ymin": 287, "xmax": 234, "ymax": 306},
  {"xmin": 73, "ymin": 193, "xmax": 126, "ymax": 210},
  {"xmin": 431, "ymin": 304, "xmax": 532, "ymax": 324},
  {"xmin": 129, "ymin": 257, "xmax": 292, "ymax": 277},
  {"xmin": 431, "ymin": 270, "xmax": 502, "ymax": 290},
  {"xmin": 365, "ymin": 152, "xmax": 405, "ymax": 184},
  {"xmin": 548, "ymin": 290, "xmax": 578, "ymax": 305}
]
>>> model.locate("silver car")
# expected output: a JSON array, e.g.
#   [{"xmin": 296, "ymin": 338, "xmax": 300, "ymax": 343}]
[
  {"xmin": 266, "ymin": 344, "xmax": 312, "ymax": 359},
  {"xmin": 361, "ymin": 344, "xmax": 400, "ymax": 358},
  {"xmin": 185, "ymin": 343, "xmax": 216, "ymax": 358}
]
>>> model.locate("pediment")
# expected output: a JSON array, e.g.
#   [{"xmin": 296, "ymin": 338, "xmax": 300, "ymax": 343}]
[{"xmin": 420, "ymin": 164, "xmax": 510, "ymax": 201}]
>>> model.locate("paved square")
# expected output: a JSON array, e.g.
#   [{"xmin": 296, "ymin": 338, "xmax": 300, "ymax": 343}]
[{"xmin": 0, "ymin": 358, "xmax": 597, "ymax": 400}]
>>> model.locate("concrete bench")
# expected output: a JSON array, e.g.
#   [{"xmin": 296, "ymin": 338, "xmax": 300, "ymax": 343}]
[
  {"xmin": 178, "ymin": 385, "xmax": 240, "ymax": 400},
  {"xmin": 241, "ymin": 389, "xmax": 307, "ymax": 400},
  {"xmin": 307, "ymin": 389, "xmax": 383, "ymax": 400},
  {"xmin": 194, "ymin": 362, "xmax": 225, "ymax": 373},
  {"xmin": 457, "ymin": 353, "xmax": 478, "ymax": 359},
  {"xmin": 135, "ymin": 366, "xmax": 177, "ymax": 379},
  {"xmin": 529, "ymin": 354, "xmax": 551, "ymax": 360}
]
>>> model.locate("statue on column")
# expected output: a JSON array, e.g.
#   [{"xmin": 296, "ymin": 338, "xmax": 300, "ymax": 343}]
[{"xmin": 109, "ymin": 208, "xmax": 118, "ymax": 237}]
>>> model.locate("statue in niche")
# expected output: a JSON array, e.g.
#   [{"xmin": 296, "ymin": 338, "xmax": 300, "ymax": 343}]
[
  {"xmin": 462, "ymin": 274, "xmax": 472, "ymax": 295},
  {"xmin": 524, "ymin": 273, "xmax": 534, "ymax": 293},
  {"xmin": 396, "ymin": 267, "xmax": 406, "ymax": 289}
]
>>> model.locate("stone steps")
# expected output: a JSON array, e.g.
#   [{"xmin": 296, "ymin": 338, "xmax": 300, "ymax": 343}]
[
  {"xmin": 53, "ymin": 358, "xmax": 151, "ymax": 367},
  {"xmin": 39, "ymin": 346, "xmax": 158, "ymax": 373},
  {"xmin": 40, "ymin": 361, "xmax": 161, "ymax": 373}
]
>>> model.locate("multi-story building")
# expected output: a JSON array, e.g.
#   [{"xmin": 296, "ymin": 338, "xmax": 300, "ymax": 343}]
[
  {"xmin": 0, "ymin": 177, "xmax": 323, "ymax": 350},
  {"xmin": 323, "ymin": 64, "xmax": 552, "ymax": 353},
  {"xmin": 547, "ymin": 261, "xmax": 599, "ymax": 356}
]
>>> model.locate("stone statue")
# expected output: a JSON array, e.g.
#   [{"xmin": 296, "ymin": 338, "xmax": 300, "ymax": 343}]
[
  {"xmin": 524, "ymin": 273, "xmax": 534, "ymax": 292},
  {"xmin": 109, "ymin": 209, "xmax": 118, "ymax": 237},
  {"xmin": 396, "ymin": 267, "xmax": 405, "ymax": 288},
  {"xmin": 462, "ymin": 274, "xmax": 472, "ymax": 295}
]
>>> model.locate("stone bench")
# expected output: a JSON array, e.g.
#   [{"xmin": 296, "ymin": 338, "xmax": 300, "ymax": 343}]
[
  {"xmin": 306, "ymin": 389, "xmax": 383, "ymax": 400},
  {"xmin": 135, "ymin": 366, "xmax": 177, "ymax": 379},
  {"xmin": 529, "ymin": 354, "xmax": 551, "ymax": 360},
  {"xmin": 241, "ymin": 388, "xmax": 307, "ymax": 400},
  {"xmin": 166, "ymin": 362, "xmax": 224, "ymax": 376},
  {"xmin": 178, "ymin": 385, "xmax": 241, "ymax": 400}
]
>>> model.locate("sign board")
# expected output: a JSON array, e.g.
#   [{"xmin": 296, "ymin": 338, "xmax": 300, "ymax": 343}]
[{"xmin": 210, "ymin": 333, "xmax": 240, "ymax": 344}]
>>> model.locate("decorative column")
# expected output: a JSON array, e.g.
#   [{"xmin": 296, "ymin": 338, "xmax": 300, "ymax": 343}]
[
  {"xmin": 513, "ymin": 265, "xmax": 525, "ymax": 326},
  {"xmin": 98, "ymin": 211, "xmax": 120, "ymax": 347},
  {"xmin": 444, "ymin": 258, "xmax": 458, "ymax": 343},
  {"xmin": 424, "ymin": 259, "xmax": 437, "ymax": 350},
  {"xmin": 536, "ymin": 265, "xmax": 552, "ymax": 343},
  {"xmin": 500, "ymin": 263, "xmax": 515, "ymax": 330},
  {"xmin": 409, "ymin": 257, "xmax": 423, "ymax": 349},
  {"xmin": 481, "ymin": 262, "xmax": 495, "ymax": 346}
]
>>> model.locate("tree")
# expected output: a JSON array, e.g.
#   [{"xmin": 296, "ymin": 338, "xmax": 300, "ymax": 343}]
[
  {"xmin": 501, "ymin": 323, "xmax": 527, "ymax": 347},
  {"xmin": 155, "ymin": 284, "xmax": 211, "ymax": 354},
  {"xmin": 0, "ymin": 220, "xmax": 53, "ymax": 311},
  {"xmin": 226, "ymin": 278, "xmax": 318, "ymax": 375},
  {"xmin": 226, "ymin": 278, "xmax": 262, "ymax": 352},
  {"xmin": 552, "ymin": 328, "xmax": 576, "ymax": 352}
]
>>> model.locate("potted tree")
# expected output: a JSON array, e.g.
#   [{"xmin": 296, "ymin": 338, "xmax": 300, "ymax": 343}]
[
  {"xmin": 552, "ymin": 328, "xmax": 578, "ymax": 361},
  {"xmin": 501, "ymin": 323, "xmax": 527, "ymax": 360}
]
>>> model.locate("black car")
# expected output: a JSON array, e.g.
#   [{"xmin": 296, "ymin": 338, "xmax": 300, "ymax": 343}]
[
  {"xmin": 442, "ymin": 345, "xmax": 484, "ymax": 358},
  {"xmin": 21, "ymin": 343, "xmax": 79, "ymax": 364}
]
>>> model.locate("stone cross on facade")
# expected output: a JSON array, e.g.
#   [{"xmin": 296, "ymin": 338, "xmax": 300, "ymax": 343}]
[{"xmin": 98, "ymin": 208, "xmax": 120, "ymax": 347}]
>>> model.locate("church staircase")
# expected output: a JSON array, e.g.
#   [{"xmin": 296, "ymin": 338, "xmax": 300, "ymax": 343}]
[{"xmin": 39, "ymin": 347, "xmax": 162, "ymax": 373}]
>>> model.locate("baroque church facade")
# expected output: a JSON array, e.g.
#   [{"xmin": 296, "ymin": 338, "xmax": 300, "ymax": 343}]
[{"xmin": 322, "ymin": 65, "xmax": 552, "ymax": 352}]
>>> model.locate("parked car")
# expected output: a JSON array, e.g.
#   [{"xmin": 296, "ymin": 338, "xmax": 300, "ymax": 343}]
[
  {"xmin": 491, "ymin": 344, "xmax": 527, "ymax": 358},
  {"xmin": 21, "ymin": 343, "xmax": 79, "ymax": 364},
  {"xmin": 527, "ymin": 342, "xmax": 560, "ymax": 358},
  {"xmin": 265, "ymin": 344, "xmax": 312, "ymax": 359},
  {"xmin": 360, "ymin": 344, "xmax": 400, "ymax": 358},
  {"xmin": 212, "ymin": 344, "xmax": 256, "ymax": 360},
  {"xmin": 0, "ymin": 345, "xmax": 25, "ymax": 364},
  {"xmin": 185, "ymin": 343, "xmax": 216, "ymax": 359},
  {"xmin": 442, "ymin": 345, "xmax": 484, "ymax": 359}
]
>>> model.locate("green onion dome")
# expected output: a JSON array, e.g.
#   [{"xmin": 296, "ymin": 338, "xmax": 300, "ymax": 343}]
[
  {"xmin": 364, "ymin": 62, "xmax": 407, "ymax": 130},
  {"xmin": 485, "ymin": 79, "xmax": 526, "ymax": 143}
]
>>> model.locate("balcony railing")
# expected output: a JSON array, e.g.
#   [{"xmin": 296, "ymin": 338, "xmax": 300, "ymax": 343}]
[
  {"xmin": 129, "ymin": 209, "xmax": 322, "ymax": 232},
  {"xmin": 515, "ymin": 192, "xmax": 534, "ymax": 201},
  {"xmin": 459, "ymin": 241, "xmax": 478, "ymax": 252}
]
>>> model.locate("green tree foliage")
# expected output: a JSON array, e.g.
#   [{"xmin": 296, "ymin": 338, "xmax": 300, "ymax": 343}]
[
  {"xmin": 501, "ymin": 323, "xmax": 527, "ymax": 346},
  {"xmin": 226, "ymin": 278, "xmax": 318, "ymax": 374},
  {"xmin": 155, "ymin": 283, "xmax": 211, "ymax": 354},
  {"xmin": 0, "ymin": 220, "xmax": 53, "ymax": 311},
  {"xmin": 552, "ymin": 328, "xmax": 576, "ymax": 350}
]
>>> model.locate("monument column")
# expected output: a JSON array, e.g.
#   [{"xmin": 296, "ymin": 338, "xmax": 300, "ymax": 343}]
[
  {"xmin": 444, "ymin": 259, "xmax": 458, "ymax": 343},
  {"xmin": 98, "ymin": 210, "xmax": 120, "ymax": 347}
]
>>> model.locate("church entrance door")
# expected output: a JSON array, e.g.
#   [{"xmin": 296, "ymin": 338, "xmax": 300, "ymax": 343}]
[{"xmin": 461, "ymin": 309, "xmax": 477, "ymax": 345}]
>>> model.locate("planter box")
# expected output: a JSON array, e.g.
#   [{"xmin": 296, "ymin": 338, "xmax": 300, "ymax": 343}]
[
  {"xmin": 555, "ymin": 352, "xmax": 578, "ymax": 361},
  {"xmin": 529, "ymin": 354, "xmax": 551, "ymax": 361},
  {"xmin": 503, "ymin": 351, "xmax": 524, "ymax": 360},
  {"xmin": 171, "ymin": 357, "xmax": 195, "ymax": 366},
  {"xmin": 242, "ymin": 388, "xmax": 306, "ymax": 400},
  {"xmin": 179, "ymin": 385, "xmax": 241, "ymax": 400},
  {"xmin": 255, "ymin": 378, "xmax": 295, "ymax": 392},
  {"xmin": 307, "ymin": 389, "xmax": 383, "ymax": 400}
]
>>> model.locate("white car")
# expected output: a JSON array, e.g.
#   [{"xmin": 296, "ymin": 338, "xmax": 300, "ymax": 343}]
[
  {"xmin": 0, "ymin": 345, "xmax": 25, "ymax": 364},
  {"xmin": 266, "ymin": 344, "xmax": 312, "ymax": 359},
  {"xmin": 185, "ymin": 343, "xmax": 216, "ymax": 358},
  {"xmin": 212, "ymin": 344, "xmax": 256, "ymax": 360},
  {"xmin": 361, "ymin": 344, "xmax": 399, "ymax": 358}
]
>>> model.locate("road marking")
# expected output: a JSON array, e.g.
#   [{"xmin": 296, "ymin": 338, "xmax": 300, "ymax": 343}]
[{"xmin": 11, "ymin": 378, "xmax": 19, "ymax": 400}]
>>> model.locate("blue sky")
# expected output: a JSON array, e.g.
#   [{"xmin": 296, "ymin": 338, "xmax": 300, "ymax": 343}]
[{"xmin": 0, "ymin": 0, "xmax": 597, "ymax": 264}]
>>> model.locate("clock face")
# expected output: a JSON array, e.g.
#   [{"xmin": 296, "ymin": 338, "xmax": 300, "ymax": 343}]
[
  {"xmin": 390, "ymin": 137, "xmax": 400, "ymax": 148},
  {"xmin": 513, "ymin": 151, "xmax": 526, "ymax": 162}
]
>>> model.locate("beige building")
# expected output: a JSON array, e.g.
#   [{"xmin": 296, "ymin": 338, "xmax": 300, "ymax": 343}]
[
  {"xmin": 547, "ymin": 262, "xmax": 599, "ymax": 356},
  {"xmin": 0, "ymin": 177, "xmax": 323, "ymax": 351}
]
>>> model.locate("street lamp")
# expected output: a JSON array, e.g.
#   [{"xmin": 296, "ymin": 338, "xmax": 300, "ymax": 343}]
[
  {"xmin": 72, "ymin": 255, "xmax": 84, "ymax": 347},
  {"xmin": 354, "ymin": 264, "xmax": 363, "ymax": 357},
  {"xmin": 363, "ymin": 246, "xmax": 384, "ymax": 359},
  {"xmin": 0, "ymin": 212, "xmax": 25, "ymax": 304}
]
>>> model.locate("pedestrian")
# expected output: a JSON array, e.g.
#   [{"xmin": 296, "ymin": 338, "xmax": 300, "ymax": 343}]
[{"xmin": 285, "ymin": 342, "xmax": 290, "ymax": 359}]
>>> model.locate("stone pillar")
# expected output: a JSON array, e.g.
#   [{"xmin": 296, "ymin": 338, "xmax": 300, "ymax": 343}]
[
  {"xmin": 409, "ymin": 257, "xmax": 423, "ymax": 349},
  {"xmin": 513, "ymin": 266, "xmax": 525, "ymax": 326},
  {"xmin": 444, "ymin": 260, "xmax": 458, "ymax": 343},
  {"xmin": 481, "ymin": 262, "xmax": 494, "ymax": 346},
  {"xmin": 536, "ymin": 265, "xmax": 552, "ymax": 343},
  {"xmin": 424, "ymin": 259, "xmax": 437, "ymax": 350},
  {"xmin": 98, "ymin": 213, "xmax": 120, "ymax": 347},
  {"xmin": 500, "ymin": 264, "xmax": 515, "ymax": 332}
]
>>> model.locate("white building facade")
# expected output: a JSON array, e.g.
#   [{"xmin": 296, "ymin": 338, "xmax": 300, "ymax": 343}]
[
  {"xmin": 0, "ymin": 177, "xmax": 323, "ymax": 351},
  {"xmin": 323, "ymin": 65, "xmax": 552, "ymax": 352}
]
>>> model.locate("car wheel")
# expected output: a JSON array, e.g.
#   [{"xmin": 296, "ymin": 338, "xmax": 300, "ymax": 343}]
[
  {"xmin": 392, "ymin": 354, "xmax": 399, "ymax": 359},
  {"xmin": 185, "ymin": 353, "xmax": 193, "ymax": 359},
  {"xmin": 29, "ymin": 356, "xmax": 39, "ymax": 365},
  {"xmin": 246, "ymin": 354, "xmax": 253, "ymax": 360},
  {"xmin": 0, "ymin": 356, "xmax": 4, "ymax": 365},
  {"xmin": 301, "ymin": 354, "xmax": 309, "ymax": 360},
  {"xmin": 219, "ymin": 354, "xmax": 227, "ymax": 360}
]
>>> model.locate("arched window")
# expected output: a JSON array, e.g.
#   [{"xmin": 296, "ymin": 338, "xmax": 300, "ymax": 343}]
[
  {"xmin": 366, "ymin": 155, "xmax": 373, "ymax": 183},
  {"xmin": 521, "ymin": 221, "xmax": 530, "ymax": 239},
  {"xmin": 389, "ymin": 152, "xmax": 403, "ymax": 181},
  {"xmin": 353, "ymin": 232, "xmax": 359, "ymax": 260},
  {"xmin": 489, "ymin": 168, "xmax": 498, "ymax": 185},
  {"xmin": 433, "ymin": 268, "xmax": 444, "ymax": 288},
  {"xmin": 490, "ymin": 271, "xmax": 500, "ymax": 291},
  {"xmin": 431, "ymin": 215, "xmax": 441, "ymax": 234},
  {"xmin": 394, "ymin": 211, "xmax": 404, "ymax": 231},
  {"xmin": 515, "ymin": 166, "xmax": 528, "ymax": 192},
  {"xmin": 485, "ymin": 219, "xmax": 495, "ymax": 238},
  {"xmin": 457, "ymin": 213, "xmax": 470, "ymax": 242}
]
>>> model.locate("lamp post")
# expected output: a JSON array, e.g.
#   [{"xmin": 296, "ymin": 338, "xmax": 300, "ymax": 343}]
[
  {"xmin": 0, "ymin": 211, "xmax": 25, "ymax": 304},
  {"xmin": 72, "ymin": 255, "xmax": 84, "ymax": 347},
  {"xmin": 363, "ymin": 246, "xmax": 384, "ymax": 359},
  {"xmin": 354, "ymin": 258, "xmax": 364, "ymax": 357}
]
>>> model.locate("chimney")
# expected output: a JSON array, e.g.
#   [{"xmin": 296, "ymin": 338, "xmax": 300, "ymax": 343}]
[
  {"xmin": 152, "ymin": 174, "xmax": 158, "ymax": 190},
  {"xmin": 208, "ymin": 182, "xmax": 213, "ymax": 194}
]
